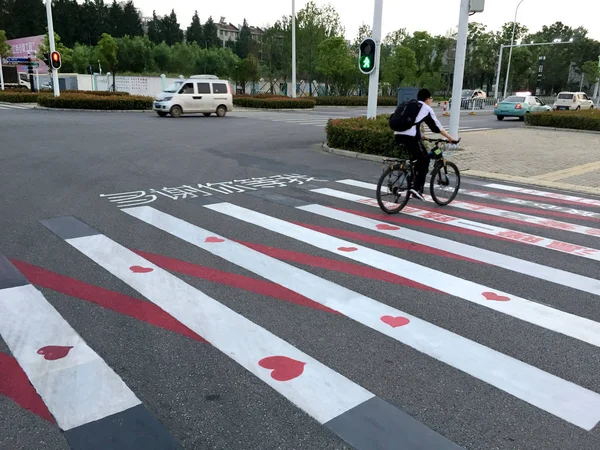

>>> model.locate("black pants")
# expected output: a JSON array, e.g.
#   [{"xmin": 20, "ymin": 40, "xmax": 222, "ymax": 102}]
[{"xmin": 395, "ymin": 135, "xmax": 430, "ymax": 193}]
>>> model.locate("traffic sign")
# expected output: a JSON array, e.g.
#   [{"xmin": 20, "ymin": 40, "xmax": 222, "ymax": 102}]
[{"xmin": 7, "ymin": 57, "xmax": 31, "ymax": 63}]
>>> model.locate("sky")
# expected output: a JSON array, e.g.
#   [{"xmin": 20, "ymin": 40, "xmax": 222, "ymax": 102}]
[{"xmin": 130, "ymin": 0, "xmax": 600, "ymax": 42}]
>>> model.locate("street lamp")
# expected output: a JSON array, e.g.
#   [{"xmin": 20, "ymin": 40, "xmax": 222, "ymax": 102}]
[{"xmin": 503, "ymin": 0, "xmax": 525, "ymax": 99}]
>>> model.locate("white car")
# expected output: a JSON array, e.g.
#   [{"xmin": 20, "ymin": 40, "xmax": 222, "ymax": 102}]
[
  {"xmin": 553, "ymin": 92, "xmax": 595, "ymax": 111},
  {"xmin": 153, "ymin": 75, "xmax": 234, "ymax": 118}
]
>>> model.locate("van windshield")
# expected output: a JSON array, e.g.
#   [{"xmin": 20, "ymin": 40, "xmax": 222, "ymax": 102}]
[{"xmin": 164, "ymin": 81, "xmax": 184, "ymax": 93}]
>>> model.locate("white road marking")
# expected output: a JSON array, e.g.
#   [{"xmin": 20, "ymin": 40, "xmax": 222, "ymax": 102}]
[{"xmin": 484, "ymin": 183, "xmax": 600, "ymax": 208}]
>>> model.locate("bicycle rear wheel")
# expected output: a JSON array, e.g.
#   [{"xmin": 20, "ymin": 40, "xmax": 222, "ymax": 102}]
[
  {"xmin": 429, "ymin": 161, "xmax": 460, "ymax": 206},
  {"xmin": 376, "ymin": 166, "xmax": 411, "ymax": 214}
]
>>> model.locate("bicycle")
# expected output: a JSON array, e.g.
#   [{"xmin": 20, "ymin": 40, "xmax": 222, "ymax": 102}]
[{"xmin": 376, "ymin": 138, "xmax": 461, "ymax": 214}]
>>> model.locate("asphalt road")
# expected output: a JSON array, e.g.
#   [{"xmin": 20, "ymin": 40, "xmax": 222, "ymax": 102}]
[{"xmin": 1, "ymin": 106, "xmax": 598, "ymax": 450}]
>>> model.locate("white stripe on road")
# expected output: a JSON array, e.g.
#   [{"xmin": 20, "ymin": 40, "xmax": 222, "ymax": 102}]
[
  {"xmin": 297, "ymin": 203, "xmax": 600, "ymax": 297},
  {"xmin": 124, "ymin": 205, "xmax": 600, "ymax": 431},
  {"xmin": 485, "ymin": 183, "xmax": 600, "ymax": 208},
  {"xmin": 338, "ymin": 179, "xmax": 600, "ymax": 239},
  {"xmin": 0, "ymin": 284, "xmax": 141, "ymax": 430},
  {"xmin": 315, "ymin": 187, "xmax": 600, "ymax": 263},
  {"xmin": 61, "ymin": 230, "xmax": 374, "ymax": 425},
  {"xmin": 204, "ymin": 202, "xmax": 600, "ymax": 350},
  {"xmin": 455, "ymin": 189, "xmax": 600, "ymax": 219}
]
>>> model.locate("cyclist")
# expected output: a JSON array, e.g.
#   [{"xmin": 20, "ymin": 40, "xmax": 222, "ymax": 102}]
[{"xmin": 394, "ymin": 88, "xmax": 458, "ymax": 201}]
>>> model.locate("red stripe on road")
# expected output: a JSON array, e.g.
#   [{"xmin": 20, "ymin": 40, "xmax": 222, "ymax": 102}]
[
  {"xmin": 10, "ymin": 260, "xmax": 207, "ymax": 343},
  {"xmin": 0, "ymin": 351, "xmax": 55, "ymax": 423},
  {"xmin": 134, "ymin": 250, "xmax": 340, "ymax": 315},
  {"xmin": 239, "ymin": 241, "xmax": 442, "ymax": 294},
  {"xmin": 475, "ymin": 190, "xmax": 598, "ymax": 208},
  {"xmin": 290, "ymin": 221, "xmax": 481, "ymax": 264},
  {"xmin": 333, "ymin": 207, "xmax": 508, "ymax": 242},
  {"xmin": 457, "ymin": 200, "xmax": 600, "ymax": 223},
  {"xmin": 414, "ymin": 204, "xmax": 534, "ymax": 228}
]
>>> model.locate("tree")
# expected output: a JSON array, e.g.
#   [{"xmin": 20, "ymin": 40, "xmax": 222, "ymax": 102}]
[
  {"xmin": 37, "ymin": 32, "xmax": 74, "ymax": 72},
  {"xmin": 160, "ymin": 9, "xmax": 183, "ymax": 46},
  {"xmin": 316, "ymin": 36, "xmax": 354, "ymax": 95},
  {"xmin": 107, "ymin": 0, "xmax": 124, "ymax": 37},
  {"xmin": 96, "ymin": 33, "xmax": 118, "ymax": 88},
  {"xmin": 260, "ymin": 23, "xmax": 286, "ymax": 92},
  {"xmin": 235, "ymin": 19, "xmax": 253, "ymax": 59},
  {"xmin": 235, "ymin": 54, "xmax": 259, "ymax": 91},
  {"xmin": 0, "ymin": 29, "xmax": 12, "ymax": 59},
  {"xmin": 11, "ymin": 0, "xmax": 46, "ymax": 39},
  {"xmin": 203, "ymin": 16, "xmax": 220, "ymax": 49},
  {"xmin": 383, "ymin": 46, "xmax": 418, "ymax": 94},
  {"xmin": 147, "ymin": 11, "xmax": 162, "ymax": 44},
  {"xmin": 121, "ymin": 1, "xmax": 143, "ymax": 37},
  {"xmin": 186, "ymin": 11, "xmax": 203, "ymax": 47},
  {"xmin": 581, "ymin": 60, "xmax": 600, "ymax": 88}
]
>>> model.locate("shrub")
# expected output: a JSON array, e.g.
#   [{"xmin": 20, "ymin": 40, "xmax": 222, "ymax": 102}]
[
  {"xmin": 525, "ymin": 109, "xmax": 600, "ymax": 132},
  {"xmin": 37, "ymin": 93, "xmax": 153, "ymax": 110},
  {"xmin": 325, "ymin": 115, "xmax": 409, "ymax": 158},
  {"xmin": 233, "ymin": 96, "xmax": 316, "ymax": 109},
  {"xmin": 0, "ymin": 91, "xmax": 42, "ymax": 103},
  {"xmin": 61, "ymin": 90, "xmax": 131, "ymax": 97},
  {"xmin": 315, "ymin": 96, "xmax": 397, "ymax": 106}
]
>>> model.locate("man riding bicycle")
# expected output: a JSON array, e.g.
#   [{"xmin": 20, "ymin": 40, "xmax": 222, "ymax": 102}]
[{"xmin": 393, "ymin": 89, "xmax": 458, "ymax": 201}]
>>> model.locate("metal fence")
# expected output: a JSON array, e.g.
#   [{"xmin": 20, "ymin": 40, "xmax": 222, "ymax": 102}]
[{"xmin": 442, "ymin": 95, "xmax": 599, "ymax": 112}]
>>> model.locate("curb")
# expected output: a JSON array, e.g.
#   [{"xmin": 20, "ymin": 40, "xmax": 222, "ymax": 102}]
[
  {"xmin": 462, "ymin": 170, "xmax": 600, "ymax": 196},
  {"xmin": 33, "ymin": 105, "xmax": 155, "ymax": 113},
  {"xmin": 524, "ymin": 124, "xmax": 600, "ymax": 135}
]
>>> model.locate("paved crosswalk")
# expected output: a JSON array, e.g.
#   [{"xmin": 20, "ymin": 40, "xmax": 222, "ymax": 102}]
[
  {"xmin": 2, "ymin": 178, "xmax": 600, "ymax": 449},
  {"xmin": 0, "ymin": 102, "xmax": 36, "ymax": 110},
  {"xmin": 239, "ymin": 111, "xmax": 493, "ymax": 132}
]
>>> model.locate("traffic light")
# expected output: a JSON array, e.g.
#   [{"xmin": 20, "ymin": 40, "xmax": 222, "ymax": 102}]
[
  {"xmin": 50, "ymin": 51, "xmax": 61, "ymax": 70},
  {"xmin": 358, "ymin": 38, "xmax": 376, "ymax": 74}
]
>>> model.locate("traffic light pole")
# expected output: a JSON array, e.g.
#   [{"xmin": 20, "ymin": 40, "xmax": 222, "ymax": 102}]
[
  {"xmin": 291, "ymin": 0, "xmax": 296, "ymax": 98},
  {"xmin": 448, "ymin": 0, "xmax": 470, "ymax": 139},
  {"xmin": 45, "ymin": 0, "xmax": 60, "ymax": 97},
  {"xmin": 366, "ymin": 0, "xmax": 383, "ymax": 119}
]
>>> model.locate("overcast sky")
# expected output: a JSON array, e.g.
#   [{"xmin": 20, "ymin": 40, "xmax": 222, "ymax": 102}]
[{"xmin": 131, "ymin": 0, "xmax": 600, "ymax": 42}]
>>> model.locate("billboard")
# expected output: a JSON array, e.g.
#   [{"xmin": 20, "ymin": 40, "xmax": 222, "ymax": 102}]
[{"xmin": 5, "ymin": 35, "xmax": 48, "ymax": 74}]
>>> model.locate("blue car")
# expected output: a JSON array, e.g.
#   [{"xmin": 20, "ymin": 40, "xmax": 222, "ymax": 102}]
[{"xmin": 494, "ymin": 93, "xmax": 552, "ymax": 121}]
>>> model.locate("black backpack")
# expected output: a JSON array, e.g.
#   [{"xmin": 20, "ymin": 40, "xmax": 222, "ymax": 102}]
[{"xmin": 388, "ymin": 99, "xmax": 422, "ymax": 132}]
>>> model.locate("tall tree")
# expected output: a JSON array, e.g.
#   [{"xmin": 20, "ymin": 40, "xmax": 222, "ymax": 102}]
[
  {"xmin": 96, "ymin": 32, "xmax": 118, "ymax": 87},
  {"xmin": 107, "ymin": 0, "xmax": 124, "ymax": 37},
  {"xmin": 0, "ymin": 29, "xmax": 13, "ymax": 58},
  {"xmin": 316, "ymin": 36, "xmax": 354, "ymax": 95},
  {"xmin": 147, "ymin": 11, "xmax": 162, "ymax": 44},
  {"xmin": 160, "ymin": 9, "xmax": 183, "ymax": 46},
  {"xmin": 186, "ymin": 11, "xmax": 203, "ymax": 46},
  {"xmin": 11, "ymin": 0, "xmax": 46, "ymax": 39},
  {"xmin": 383, "ymin": 46, "xmax": 418, "ymax": 94},
  {"xmin": 121, "ymin": 1, "xmax": 143, "ymax": 37},
  {"xmin": 203, "ymin": 16, "xmax": 219, "ymax": 49},
  {"xmin": 37, "ymin": 31, "xmax": 74, "ymax": 72},
  {"xmin": 235, "ymin": 19, "xmax": 253, "ymax": 59}
]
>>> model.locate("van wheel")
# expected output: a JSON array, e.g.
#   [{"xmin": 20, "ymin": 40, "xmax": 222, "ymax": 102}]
[
  {"xmin": 156, "ymin": 111, "xmax": 167, "ymax": 117},
  {"xmin": 170, "ymin": 105, "xmax": 183, "ymax": 118},
  {"xmin": 216, "ymin": 105, "xmax": 227, "ymax": 117}
]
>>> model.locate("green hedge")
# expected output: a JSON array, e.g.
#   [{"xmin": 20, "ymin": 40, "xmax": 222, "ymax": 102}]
[
  {"xmin": 0, "ymin": 91, "xmax": 42, "ymax": 103},
  {"xmin": 325, "ymin": 115, "xmax": 410, "ymax": 158},
  {"xmin": 233, "ymin": 96, "xmax": 316, "ymax": 109},
  {"xmin": 62, "ymin": 90, "xmax": 131, "ymax": 97},
  {"xmin": 525, "ymin": 109, "xmax": 600, "ymax": 132},
  {"xmin": 37, "ymin": 93, "xmax": 153, "ymax": 110},
  {"xmin": 315, "ymin": 96, "xmax": 397, "ymax": 106}
]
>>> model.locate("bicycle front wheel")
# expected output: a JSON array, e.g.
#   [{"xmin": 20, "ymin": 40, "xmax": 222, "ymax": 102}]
[
  {"xmin": 429, "ymin": 161, "xmax": 460, "ymax": 206},
  {"xmin": 376, "ymin": 166, "xmax": 411, "ymax": 214}
]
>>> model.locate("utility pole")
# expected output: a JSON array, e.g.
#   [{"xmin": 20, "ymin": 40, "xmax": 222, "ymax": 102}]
[
  {"xmin": 291, "ymin": 0, "xmax": 296, "ymax": 98},
  {"xmin": 46, "ymin": 0, "xmax": 60, "ymax": 97},
  {"xmin": 503, "ymin": 0, "xmax": 525, "ymax": 99},
  {"xmin": 494, "ymin": 44, "xmax": 505, "ymax": 99},
  {"xmin": 366, "ymin": 0, "xmax": 383, "ymax": 119},
  {"xmin": 448, "ymin": 0, "xmax": 471, "ymax": 138}
]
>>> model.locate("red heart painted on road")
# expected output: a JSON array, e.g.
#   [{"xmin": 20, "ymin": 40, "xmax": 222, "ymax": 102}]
[
  {"xmin": 258, "ymin": 356, "xmax": 306, "ymax": 382},
  {"xmin": 37, "ymin": 346, "xmax": 73, "ymax": 361},
  {"xmin": 482, "ymin": 292, "xmax": 511, "ymax": 302},
  {"xmin": 130, "ymin": 265, "xmax": 153, "ymax": 273},
  {"xmin": 338, "ymin": 247, "xmax": 358, "ymax": 252},
  {"xmin": 381, "ymin": 315, "xmax": 411, "ymax": 328},
  {"xmin": 376, "ymin": 224, "xmax": 400, "ymax": 231},
  {"xmin": 205, "ymin": 236, "xmax": 225, "ymax": 243}
]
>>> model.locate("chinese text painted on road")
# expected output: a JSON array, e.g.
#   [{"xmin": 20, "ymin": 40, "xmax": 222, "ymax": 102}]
[{"xmin": 100, "ymin": 174, "xmax": 326, "ymax": 208}]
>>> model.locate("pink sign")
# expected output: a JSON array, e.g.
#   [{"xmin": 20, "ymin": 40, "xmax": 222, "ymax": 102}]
[{"xmin": 6, "ymin": 35, "xmax": 48, "ymax": 74}]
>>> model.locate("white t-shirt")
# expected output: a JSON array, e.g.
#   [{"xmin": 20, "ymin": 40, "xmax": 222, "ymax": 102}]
[{"xmin": 394, "ymin": 101, "xmax": 444, "ymax": 137}]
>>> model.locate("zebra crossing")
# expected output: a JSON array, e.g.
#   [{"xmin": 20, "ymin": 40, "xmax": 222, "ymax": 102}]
[
  {"xmin": 1, "ymin": 178, "xmax": 600, "ymax": 449},
  {"xmin": 240, "ymin": 111, "xmax": 493, "ymax": 132},
  {"xmin": 0, "ymin": 102, "xmax": 36, "ymax": 110}
]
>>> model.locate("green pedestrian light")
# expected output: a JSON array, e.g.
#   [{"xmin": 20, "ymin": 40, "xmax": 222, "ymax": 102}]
[{"xmin": 358, "ymin": 38, "xmax": 376, "ymax": 75}]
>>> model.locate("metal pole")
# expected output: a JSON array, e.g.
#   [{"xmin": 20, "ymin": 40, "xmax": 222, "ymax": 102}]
[
  {"xmin": 0, "ymin": 57, "xmax": 4, "ymax": 91},
  {"xmin": 291, "ymin": 0, "xmax": 296, "ymax": 98},
  {"xmin": 503, "ymin": 0, "xmax": 524, "ymax": 99},
  {"xmin": 448, "ymin": 0, "xmax": 470, "ymax": 138},
  {"xmin": 494, "ymin": 44, "xmax": 504, "ymax": 99},
  {"xmin": 593, "ymin": 55, "xmax": 600, "ymax": 100},
  {"xmin": 45, "ymin": 0, "xmax": 60, "ymax": 97},
  {"xmin": 366, "ymin": 0, "xmax": 383, "ymax": 119}
]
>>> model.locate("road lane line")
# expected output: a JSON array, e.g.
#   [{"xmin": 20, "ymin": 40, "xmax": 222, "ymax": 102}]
[
  {"xmin": 337, "ymin": 179, "xmax": 600, "ymax": 239},
  {"xmin": 0, "ymin": 256, "xmax": 181, "ymax": 450},
  {"xmin": 296, "ymin": 204, "xmax": 600, "ymax": 297},
  {"xmin": 312, "ymin": 188, "xmax": 600, "ymax": 263},
  {"xmin": 124, "ymin": 205, "xmax": 600, "ymax": 431},
  {"xmin": 484, "ymin": 183, "xmax": 600, "ymax": 208},
  {"xmin": 40, "ymin": 216, "xmax": 461, "ymax": 449}
]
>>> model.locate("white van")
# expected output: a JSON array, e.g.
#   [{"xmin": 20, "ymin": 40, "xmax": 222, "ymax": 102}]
[{"xmin": 153, "ymin": 75, "xmax": 234, "ymax": 118}]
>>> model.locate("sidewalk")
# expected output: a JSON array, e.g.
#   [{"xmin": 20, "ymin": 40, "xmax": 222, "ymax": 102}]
[{"xmin": 445, "ymin": 127, "xmax": 600, "ymax": 195}]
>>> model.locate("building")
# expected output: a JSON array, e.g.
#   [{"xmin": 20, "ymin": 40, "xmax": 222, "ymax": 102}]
[{"xmin": 217, "ymin": 17, "xmax": 239, "ymax": 47}]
